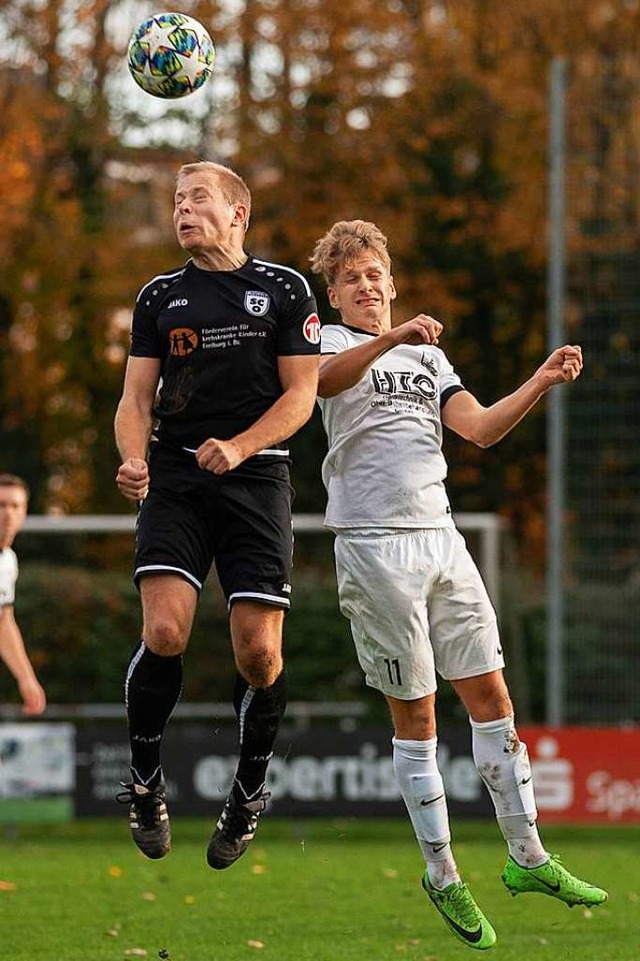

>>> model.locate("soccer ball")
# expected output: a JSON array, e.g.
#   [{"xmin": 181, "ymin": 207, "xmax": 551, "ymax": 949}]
[{"xmin": 127, "ymin": 12, "xmax": 215, "ymax": 99}]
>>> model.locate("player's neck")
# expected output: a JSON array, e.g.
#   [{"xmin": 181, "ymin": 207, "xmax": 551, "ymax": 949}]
[
  {"xmin": 344, "ymin": 316, "xmax": 392, "ymax": 336},
  {"xmin": 191, "ymin": 246, "xmax": 248, "ymax": 272}
]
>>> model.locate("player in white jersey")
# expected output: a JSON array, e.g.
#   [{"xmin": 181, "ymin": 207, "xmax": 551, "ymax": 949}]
[
  {"xmin": 310, "ymin": 220, "xmax": 607, "ymax": 950},
  {"xmin": 0, "ymin": 475, "xmax": 46, "ymax": 717}
]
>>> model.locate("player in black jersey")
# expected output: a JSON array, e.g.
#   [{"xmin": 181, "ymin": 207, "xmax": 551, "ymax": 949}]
[{"xmin": 114, "ymin": 161, "xmax": 320, "ymax": 867}]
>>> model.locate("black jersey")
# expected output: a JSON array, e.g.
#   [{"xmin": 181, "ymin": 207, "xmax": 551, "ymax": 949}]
[{"xmin": 130, "ymin": 255, "xmax": 320, "ymax": 452}]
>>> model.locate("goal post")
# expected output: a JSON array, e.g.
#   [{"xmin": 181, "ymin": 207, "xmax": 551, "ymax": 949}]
[{"xmin": 22, "ymin": 512, "xmax": 503, "ymax": 609}]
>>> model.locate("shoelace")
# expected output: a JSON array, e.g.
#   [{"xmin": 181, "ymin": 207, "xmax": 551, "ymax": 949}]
[
  {"xmin": 447, "ymin": 884, "xmax": 482, "ymax": 925},
  {"xmin": 115, "ymin": 783, "xmax": 165, "ymax": 829},
  {"xmin": 220, "ymin": 792, "xmax": 271, "ymax": 837},
  {"xmin": 115, "ymin": 784, "xmax": 139, "ymax": 806},
  {"xmin": 539, "ymin": 855, "xmax": 588, "ymax": 889},
  {"xmin": 534, "ymin": 855, "xmax": 564, "ymax": 877}
]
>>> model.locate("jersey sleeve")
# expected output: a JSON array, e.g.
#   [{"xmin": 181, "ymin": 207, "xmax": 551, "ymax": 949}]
[
  {"xmin": 0, "ymin": 549, "xmax": 18, "ymax": 607},
  {"xmin": 435, "ymin": 348, "xmax": 466, "ymax": 404},
  {"xmin": 275, "ymin": 276, "xmax": 321, "ymax": 356},
  {"xmin": 129, "ymin": 291, "xmax": 163, "ymax": 359},
  {"xmin": 320, "ymin": 324, "xmax": 352, "ymax": 354}
]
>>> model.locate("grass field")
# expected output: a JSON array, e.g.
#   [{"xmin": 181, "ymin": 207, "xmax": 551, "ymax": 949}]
[{"xmin": 0, "ymin": 818, "xmax": 637, "ymax": 961}]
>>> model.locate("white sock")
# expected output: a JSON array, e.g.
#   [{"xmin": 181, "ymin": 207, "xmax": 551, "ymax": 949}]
[
  {"xmin": 470, "ymin": 715, "xmax": 548, "ymax": 867},
  {"xmin": 392, "ymin": 736, "xmax": 460, "ymax": 889}
]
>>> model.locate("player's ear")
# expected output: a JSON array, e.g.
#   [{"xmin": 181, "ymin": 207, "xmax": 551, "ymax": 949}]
[
  {"xmin": 232, "ymin": 203, "xmax": 249, "ymax": 229},
  {"xmin": 327, "ymin": 286, "xmax": 340, "ymax": 309},
  {"xmin": 389, "ymin": 275, "xmax": 397, "ymax": 301}
]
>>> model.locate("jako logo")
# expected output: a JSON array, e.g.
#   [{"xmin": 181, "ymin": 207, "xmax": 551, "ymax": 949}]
[{"xmin": 168, "ymin": 298, "xmax": 189, "ymax": 309}]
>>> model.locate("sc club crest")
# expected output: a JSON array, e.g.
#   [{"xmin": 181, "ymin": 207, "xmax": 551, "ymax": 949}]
[{"xmin": 244, "ymin": 290, "xmax": 271, "ymax": 316}]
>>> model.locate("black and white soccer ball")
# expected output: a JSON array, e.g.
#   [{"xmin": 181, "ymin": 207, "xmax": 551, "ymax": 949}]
[{"xmin": 127, "ymin": 11, "xmax": 215, "ymax": 99}]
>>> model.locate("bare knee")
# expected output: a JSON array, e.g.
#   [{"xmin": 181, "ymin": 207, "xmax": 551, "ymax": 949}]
[
  {"xmin": 237, "ymin": 642, "xmax": 282, "ymax": 688},
  {"xmin": 452, "ymin": 670, "xmax": 513, "ymax": 722},
  {"xmin": 231, "ymin": 603, "xmax": 284, "ymax": 688},
  {"xmin": 469, "ymin": 690, "xmax": 513, "ymax": 723},
  {"xmin": 143, "ymin": 620, "xmax": 188, "ymax": 657},
  {"xmin": 140, "ymin": 577, "xmax": 195, "ymax": 657},
  {"xmin": 387, "ymin": 694, "xmax": 436, "ymax": 740}
]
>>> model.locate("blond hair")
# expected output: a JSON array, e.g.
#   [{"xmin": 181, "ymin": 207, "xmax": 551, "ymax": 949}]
[
  {"xmin": 176, "ymin": 161, "xmax": 252, "ymax": 224},
  {"xmin": 310, "ymin": 220, "xmax": 391, "ymax": 287},
  {"xmin": 0, "ymin": 474, "xmax": 29, "ymax": 498}
]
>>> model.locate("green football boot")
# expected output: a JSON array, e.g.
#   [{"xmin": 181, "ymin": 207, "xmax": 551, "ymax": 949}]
[
  {"xmin": 422, "ymin": 873, "xmax": 497, "ymax": 950},
  {"xmin": 501, "ymin": 854, "xmax": 608, "ymax": 907}
]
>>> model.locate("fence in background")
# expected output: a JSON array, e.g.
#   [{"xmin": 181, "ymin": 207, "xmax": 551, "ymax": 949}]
[{"xmin": 547, "ymin": 55, "xmax": 640, "ymax": 725}]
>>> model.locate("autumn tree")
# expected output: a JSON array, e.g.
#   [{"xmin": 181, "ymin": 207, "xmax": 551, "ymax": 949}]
[{"xmin": 1, "ymin": 0, "xmax": 638, "ymax": 557}]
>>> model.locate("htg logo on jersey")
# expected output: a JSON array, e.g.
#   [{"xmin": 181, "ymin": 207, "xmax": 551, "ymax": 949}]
[
  {"xmin": 371, "ymin": 368, "xmax": 438, "ymax": 400},
  {"xmin": 169, "ymin": 327, "xmax": 198, "ymax": 356},
  {"xmin": 167, "ymin": 298, "xmax": 189, "ymax": 309},
  {"xmin": 244, "ymin": 291, "xmax": 271, "ymax": 316}
]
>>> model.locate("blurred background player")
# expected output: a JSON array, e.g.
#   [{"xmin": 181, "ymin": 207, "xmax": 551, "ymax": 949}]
[
  {"xmin": 0, "ymin": 474, "xmax": 46, "ymax": 717},
  {"xmin": 114, "ymin": 161, "xmax": 320, "ymax": 866},
  {"xmin": 310, "ymin": 220, "xmax": 607, "ymax": 950}
]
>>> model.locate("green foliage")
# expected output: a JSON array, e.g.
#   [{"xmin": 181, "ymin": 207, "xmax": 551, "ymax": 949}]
[
  {"xmin": 8, "ymin": 563, "xmax": 139, "ymax": 704},
  {"xmin": 283, "ymin": 571, "xmax": 363, "ymax": 703},
  {"xmin": 3, "ymin": 554, "xmax": 541, "ymax": 727},
  {"xmin": 3, "ymin": 559, "xmax": 370, "ymax": 708}
]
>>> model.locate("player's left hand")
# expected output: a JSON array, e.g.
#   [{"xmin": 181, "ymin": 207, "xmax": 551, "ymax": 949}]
[
  {"xmin": 196, "ymin": 438, "xmax": 244, "ymax": 475},
  {"xmin": 537, "ymin": 345, "xmax": 583, "ymax": 388},
  {"xmin": 20, "ymin": 677, "xmax": 47, "ymax": 716}
]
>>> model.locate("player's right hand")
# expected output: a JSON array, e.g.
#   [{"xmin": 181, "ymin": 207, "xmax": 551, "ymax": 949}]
[
  {"xmin": 390, "ymin": 314, "xmax": 443, "ymax": 347},
  {"xmin": 116, "ymin": 457, "xmax": 149, "ymax": 502}
]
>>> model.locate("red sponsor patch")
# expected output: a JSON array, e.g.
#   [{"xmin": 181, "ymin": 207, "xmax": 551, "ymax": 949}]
[{"xmin": 303, "ymin": 312, "xmax": 320, "ymax": 345}]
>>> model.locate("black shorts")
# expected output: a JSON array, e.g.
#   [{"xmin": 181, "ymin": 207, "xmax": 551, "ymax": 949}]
[{"xmin": 134, "ymin": 443, "xmax": 294, "ymax": 609}]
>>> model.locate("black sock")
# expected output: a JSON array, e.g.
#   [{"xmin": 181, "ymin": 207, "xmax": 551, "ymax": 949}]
[
  {"xmin": 233, "ymin": 670, "xmax": 287, "ymax": 800},
  {"xmin": 125, "ymin": 642, "xmax": 183, "ymax": 788}
]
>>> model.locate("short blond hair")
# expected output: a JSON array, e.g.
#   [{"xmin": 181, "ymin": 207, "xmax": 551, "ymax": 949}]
[
  {"xmin": 0, "ymin": 474, "xmax": 29, "ymax": 498},
  {"xmin": 176, "ymin": 161, "xmax": 252, "ymax": 223},
  {"xmin": 310, "ymin": 220, "xmax": 391, "ymax": 287}
]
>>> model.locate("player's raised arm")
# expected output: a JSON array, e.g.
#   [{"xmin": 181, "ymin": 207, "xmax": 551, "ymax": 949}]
[
  {"xmin": 442, "ymin": 345, "xmax": 583, "ymax": 448},
  {"xmin": 319, "ymin": 314, "xmax": 443, "ymax": 398}
]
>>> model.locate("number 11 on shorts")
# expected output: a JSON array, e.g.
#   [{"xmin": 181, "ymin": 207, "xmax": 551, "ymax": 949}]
[{"xmin": 383, "ymin": 657, "xmax": 402, "ymax": 685}]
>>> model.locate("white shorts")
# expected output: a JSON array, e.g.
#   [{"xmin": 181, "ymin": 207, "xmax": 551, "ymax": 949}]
[{"xmin": 334, "ymin": 527, "xmax": 503, "ymax": 699}]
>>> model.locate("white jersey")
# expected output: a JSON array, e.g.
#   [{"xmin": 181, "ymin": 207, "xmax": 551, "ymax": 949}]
[
  {"xmin": 318, "ymin": 324, "xmax": 465, "ymax": 530},
  {"xmin": 0, "ymin": 547, "xmax": 18, "ymax": 607}
]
